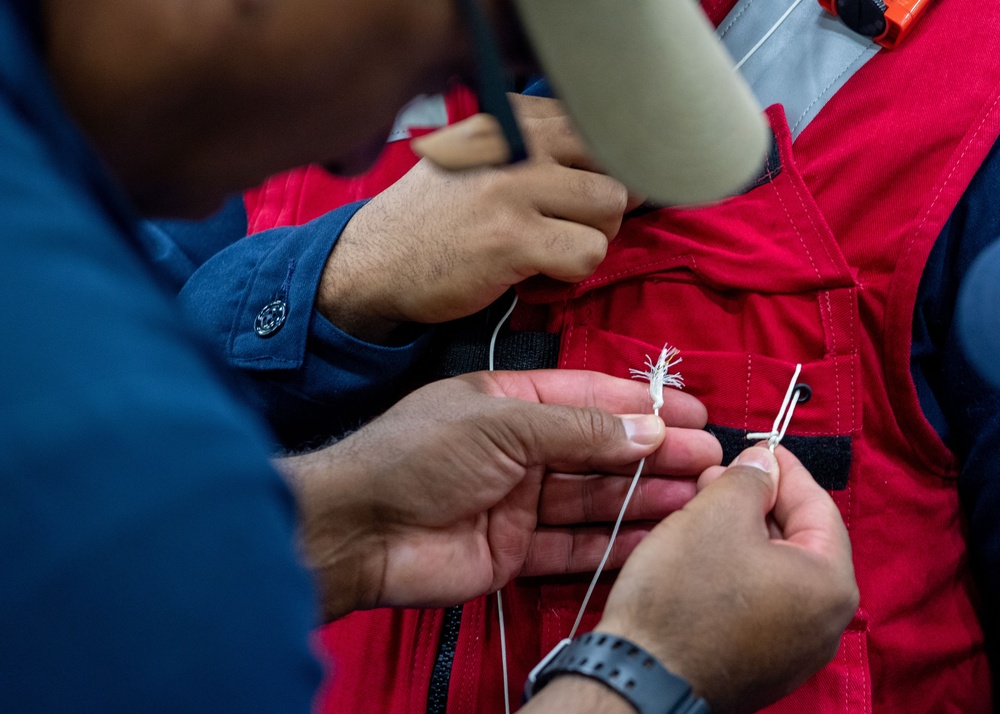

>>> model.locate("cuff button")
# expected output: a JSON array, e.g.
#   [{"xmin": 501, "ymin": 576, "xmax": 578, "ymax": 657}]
[{"xmin": 254, "ymin": 299, "xmax": 288, "ymax": 337}]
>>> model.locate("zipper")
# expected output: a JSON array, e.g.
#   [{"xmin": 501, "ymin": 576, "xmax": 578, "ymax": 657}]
[{"xmin": 426, "ymin": 605, "xmax": 463, "ymax": 714}]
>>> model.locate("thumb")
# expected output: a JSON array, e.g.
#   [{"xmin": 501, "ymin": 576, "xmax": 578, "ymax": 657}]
[
  {"xmin": 686, "ymin": 446, "xmax": 779, "ymax": 536},
  {"xmin": 513, "ymin": 403, "xmax": 665, "ymax": 470}
]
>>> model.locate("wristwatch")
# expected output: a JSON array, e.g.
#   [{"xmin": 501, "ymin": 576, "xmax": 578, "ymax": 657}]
[{"xmin": 523, "ymin": 633, "xmax": 711, "ymax": 714}]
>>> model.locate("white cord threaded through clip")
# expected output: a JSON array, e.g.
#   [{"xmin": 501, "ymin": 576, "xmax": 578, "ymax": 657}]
[{"xmin": 747, "ymin": 363, "xmax": 803, "ymax": 451}]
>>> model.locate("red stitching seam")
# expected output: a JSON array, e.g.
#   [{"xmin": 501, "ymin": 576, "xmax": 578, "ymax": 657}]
[
  {"xmin": 577, "ymin": 254, "xmax": 697, "ymax": 293},
  {"xmin": 861, "ymin": 628, "xmax": 871, "ymax": 714},
  {"xmin": 842, "ymin": 629, "xmax": 850, "ymax": 710},
  {"xmin": 908, "ymin": 93, "xmax": 1000, "ymax": 254},
  {"xmin": 461, "ymin": 600, "xmax": 480, "ymax": 712},
  {"xmin": 890, "ymin": 91, "xmax": 1000, "ymax": 472},
  {"xmin": 560, "ymin": 322, "xmax": 574, "ymax": 371},
  {"xmin": 788, "ymin": 150, "xmax": 842, "ymax": 278},
  {"xmin": 825, "ymin": 290, "xmax": 842, "ymax": 434},
  {"xmin": 413, "ymin": 610, "xmax": 430, "ymax": 712},
  {"xmin": 849, "ymin": 288, "xmax": 857, "ymax": 434},
  {"xmin": 744, "ymin": 354, "xmax": 752, "ymax": 434},
  {"xmin": 774, "ymin": 177, "xmax": 850, "ymax": 440},
  {"xmin": 773, "ymin": 181, "xmax": 823, "ymax": 282}
]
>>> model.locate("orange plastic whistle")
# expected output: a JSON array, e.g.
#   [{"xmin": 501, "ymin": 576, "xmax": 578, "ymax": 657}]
[{"xmin": 819, "ymin": 0, "xmax": 932, "ymax": 49}]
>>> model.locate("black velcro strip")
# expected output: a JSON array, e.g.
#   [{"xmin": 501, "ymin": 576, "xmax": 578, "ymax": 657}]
[{"xmin": 705, "ymin": 424, "xmax": 852, "ymax": 491}]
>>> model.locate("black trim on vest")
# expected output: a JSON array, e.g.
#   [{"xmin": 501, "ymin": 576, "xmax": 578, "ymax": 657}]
[{"xmin": 705, "ymin": 424, "xmax": 852, "ymax": 491}]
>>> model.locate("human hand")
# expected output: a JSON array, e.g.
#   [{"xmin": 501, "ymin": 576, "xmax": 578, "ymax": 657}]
[
  {"xmin": 316, "ymin": 95, "xmax": 637, "ymax": 343},
  {"xmin": 280, "ymin": 369, "xmax": 721, "ymax": 620},
  {"xmin": 595, "ymin": 446, "xmax": 858, "ymax": 713}
]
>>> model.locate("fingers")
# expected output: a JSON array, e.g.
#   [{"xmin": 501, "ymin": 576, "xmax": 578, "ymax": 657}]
[
  {"xmin": 684, "ymin": 447, "xmax": 779, "ymax": 539},
  {"xmin": 526, "ymin": 163, "xmax": 627, "ymax": 238},
  {"xmin": 525, "ymin": 113, "xmax": 597, "ymax": 171},
  {"xmin": 643, "ymin": 427, "xmax": 722, "ymax": 476},
  {"xmin": 538, "ymin": 473, "xmax": 697, "ymax": 525},
  {"xmin": 506, "ymin": 402, "xmax": 665, "ymax": 469},
  {"xmin": 510, "ymin": 94, "xmax": 600, "ymax": 171},
  {"xmin": 520, "ymin": 524, "xmax": 653, "ymax": 577},
  {"xmin": 696, "ymin": 439, "xmax": 769, "ymax": 491},
  {"xmin": 698, "ymin": 446, "xmax": 852, "ymax": 567},
  {"xmin": 545, "ymin": 426, "xmax": 720, "ymax": 478},
  {"xmin": 482, "ymin": 370, "xmax": 708, "ymax": 427},
  {"xmin": 521, "ymin": 219, "xmax": 611, "ymax": 283},
  {"xmin": 507, "ymin": 164, "xmax": 627, "ymax": 283},
  {"xmin": 467, "ymin": 371, "xmax": 717, "ymax": 474},
  {"xmin": 770, "ymin": 446, "xmax": 853, "ymax": 562},
  {"xmin": 411, "ymin": 113, "xmax": 510, "ymax": 169},
  {"xmin": 511, "ymin": 95, "xmax": 648, "ymax": 210}
]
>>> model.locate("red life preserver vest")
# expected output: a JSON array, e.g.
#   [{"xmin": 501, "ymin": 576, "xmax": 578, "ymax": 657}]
[{"xmin": 245, "ymin": 0, "xmax": 998, "ymax": 709}]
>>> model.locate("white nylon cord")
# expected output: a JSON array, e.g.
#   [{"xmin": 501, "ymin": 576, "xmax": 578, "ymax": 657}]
[
  {"xmin": 731, "ymin": 0, "xmax": 808, "ymax": 71},
  {"xmin": 568, "ymin": 451, "xmax": 650, "ymax": 640},
  {"xmin": 568, "ymin": 344, "xmax": 681, "ymax": 639},
  {"xmin": 488, "ymin": 295, "xmax": 518, "ymax": 372},
  {"xmin": 490, "ymin": 305, "xmax": 684, "ymax": 709},
  {"xmin": 496, "ymin": 590, "xmax": 511, "ymax": 714},
  {"xmin": 488, "ymin": 293, "xmax": 518, "ymax": 714},
  {"xmin": 747, "ymin": 363, "xmax": 803, "ymax": 451}
]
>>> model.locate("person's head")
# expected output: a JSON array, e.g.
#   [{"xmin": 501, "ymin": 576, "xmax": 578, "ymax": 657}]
[
  {"xmin": 44, "ymin": 0, "xmax": 505, "ymax": 214},
  {"xmin": 42, "ymin": 0, "xmax": 765, "ymax": 216}
]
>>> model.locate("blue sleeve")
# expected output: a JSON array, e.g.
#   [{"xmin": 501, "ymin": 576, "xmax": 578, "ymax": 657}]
[
  {"xmin": 148, "ymin": 199, "xmax": 431, "ymax": 448},
  {"xmin": 0, "ymin": 86, "xmax": 321, "ymax": 710},
  {"xmin": 912, "ymin": 137, "xmax": 1000, "ymax": 675}
]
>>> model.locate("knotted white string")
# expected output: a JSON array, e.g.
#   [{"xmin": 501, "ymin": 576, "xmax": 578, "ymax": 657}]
[
  {"xmin": 516, "ymin": 345, "xmax": 682, "ymax": 680},
  {"xmin": 567, "ymin": 344, "xmax": 683, "ymax": 639},
  {"xmin": 746, "ymin": 363, "xmax": 803, "ymax": 451}
]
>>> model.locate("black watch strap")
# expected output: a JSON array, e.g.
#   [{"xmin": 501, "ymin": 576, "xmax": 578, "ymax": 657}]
[{"xmin": 523, "ymin": 634, "xmax": 710, "ymax": 714}]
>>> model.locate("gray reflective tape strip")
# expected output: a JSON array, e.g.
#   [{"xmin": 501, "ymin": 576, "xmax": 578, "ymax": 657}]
[
  {"xmin": 718, "ymin": 0, "xmax": 881, "ymax": 139},
  {"xmin": 387, "ymin": 93, "xmax": 449, "ymax": 143}
]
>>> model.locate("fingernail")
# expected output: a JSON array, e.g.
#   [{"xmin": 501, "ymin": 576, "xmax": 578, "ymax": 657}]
[
  {"xmin": 622, "ymin": 414, "xmax": 663, "ymax": 446},
  {"xmin": 734, "ymin": 446, "xmax": 778, "ymax": 474}
]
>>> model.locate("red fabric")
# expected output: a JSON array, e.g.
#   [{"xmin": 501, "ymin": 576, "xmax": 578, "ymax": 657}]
[
  {"xmin": 245, "ymin": 0, "xmax": 998, "ymax": 708},
  {"xmin": 314, "ymin": 609, "xmax": 442, "ymax": 712}
]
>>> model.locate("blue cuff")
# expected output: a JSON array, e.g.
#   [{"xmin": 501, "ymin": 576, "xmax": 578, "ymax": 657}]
[
  {"xmin": 310, "ymin": 309, "xmax": 432, "ymax": 379},
  {"xmin": 239, "ymin": 300, "xmax": 434, "ymax": 447},
  {"xmin": 179, "ymin": 200, "xmax": 368, "ymax": 371}
]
